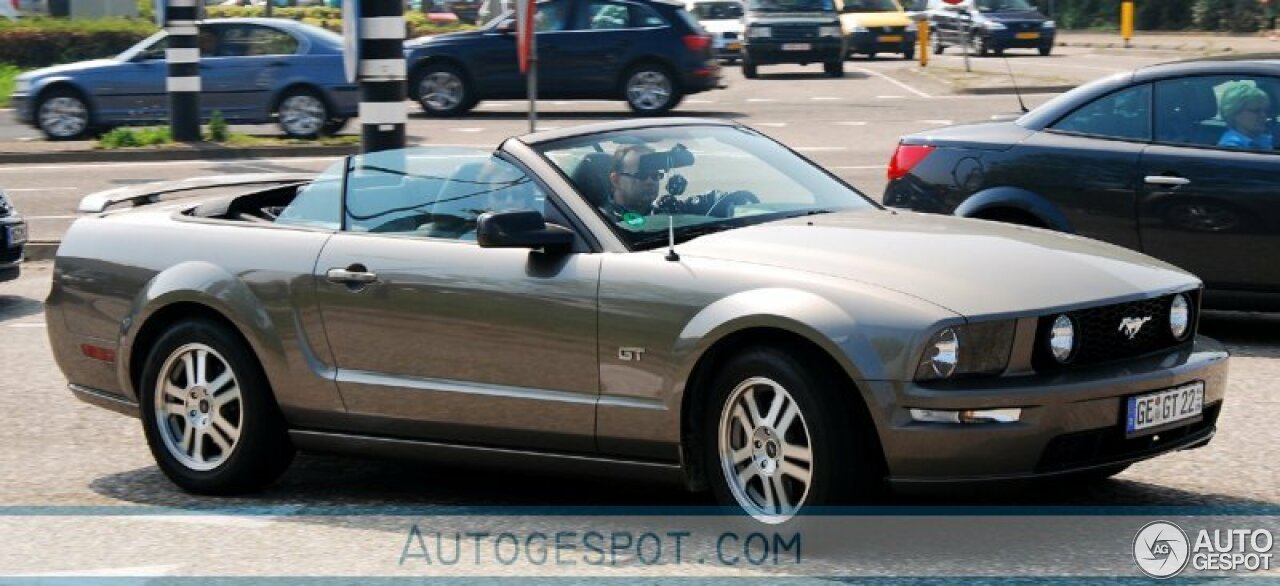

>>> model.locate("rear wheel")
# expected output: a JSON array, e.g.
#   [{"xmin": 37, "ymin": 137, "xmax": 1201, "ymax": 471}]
[
  {"xmin": 824, "ymin": 59, "xmax": 844, "ymax": 78},
  {"xmin": 931, "ymin": 33, "xmax": 946, "ymax": 54},
  {"xmin": 902, "ymin": 45, "xmax": 915, "ymax": 60},
  {"xmin": 703, "ymin": 347, "xmax": 881, "ymax": 525},
  {"xmin": 36, "ymin": 87, "xmax": 92, "ymax": 140},
  {"xmin": 1038, "ymin": 43, "xmax": 1053, "ymax": 56},
  {"xmin": 276, "ymin": 88, "xmax": 329, "ymax": 139},
  {"xmin": 623, "ymin": 63, "xmax": 682, "ymax": 115},
  {"xmin": 139, "ymin": 319, "xmax": 294, "ymax": 494}
]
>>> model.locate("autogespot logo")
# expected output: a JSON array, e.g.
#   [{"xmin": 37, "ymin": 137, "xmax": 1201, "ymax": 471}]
[{"xmin": 1134, "ymin": 521, "xmax": 1191, "ymax": 579}]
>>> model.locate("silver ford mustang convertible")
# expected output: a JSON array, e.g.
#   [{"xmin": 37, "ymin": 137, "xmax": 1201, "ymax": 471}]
[{"xmin": 47, "ymin": 119, "xmax": 1228, "ymax": 524}]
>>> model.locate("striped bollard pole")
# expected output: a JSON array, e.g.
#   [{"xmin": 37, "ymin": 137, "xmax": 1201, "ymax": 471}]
[
  {"xmin": 165, "ymin": 0, "xmax": 201, "ymax": 142},
  {"xmin": 358, "ymin": 0, "xmax": 407, "ymax": 153}
]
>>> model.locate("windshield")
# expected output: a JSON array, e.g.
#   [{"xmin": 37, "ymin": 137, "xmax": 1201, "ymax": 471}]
[
  {"xmin": 116, "ymin": 31, "xmax": 167, "ymax": 61},
  {"xmin": 976, "ymin": 0, "xmax": 1033, "ymax": 12},
  {"xmin": 536, "ymin": 125, "xmax": 876, "ymax": 250},
  {"xmin": 841, "ymin": 0, "xmax": 900, "ymax": 12},
  {"xmin": 748, "ymin": 0, "xmax": 835, "ymax": 12},
  {"xmin": 692, "ymin": 2, "xmax": 744, "ymax": 19}
]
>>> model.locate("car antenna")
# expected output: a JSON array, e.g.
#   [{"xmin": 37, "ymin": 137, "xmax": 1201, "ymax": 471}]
[
  {"xmin": 665, "ymin": 214, "xmax": 680, "ymax": 262},
  {"xmin": 1003, "ymin": 55, "xmax": 1029, "ymax": 113}
]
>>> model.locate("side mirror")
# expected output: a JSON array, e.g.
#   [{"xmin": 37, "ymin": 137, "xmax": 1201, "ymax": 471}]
[
  {"xmin": 477, "ymin": 210, "xmax": 575, "ymax": 252},
  {"xmin": 496, "ymin": 18, "xmax": 517, "ymax": 34}
]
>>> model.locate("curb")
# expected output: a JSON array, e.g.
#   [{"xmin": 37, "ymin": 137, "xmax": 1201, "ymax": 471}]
[
  {"xmin": 1057, "ymin": 40, "xmax": 1231, "ymax": 53},
  {"xmin": 0, "ymin": 144, "xmax": 358, "ymax": 165},
  {"xmin": 24, "ymin": 241, "xmax": 57, "ymax": 263}
]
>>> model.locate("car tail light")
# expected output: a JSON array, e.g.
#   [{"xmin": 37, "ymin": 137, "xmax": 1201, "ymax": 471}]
[
  {"xmin": 683, "ymin": 34, "xmax": 712, "ymax": 53},
  {"xmin": 887, "ymin": 143, "xmax": 935, "ymax": 181}
]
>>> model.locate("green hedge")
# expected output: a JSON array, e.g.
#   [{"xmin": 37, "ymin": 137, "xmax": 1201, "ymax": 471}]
[
  {"xmin": 1033, "ymin": 0, "xmax": 1266, "ymax": 32},
  {"xmin": 0, "ymin": 18, "xmax": 158, "ymax": 68},
  {"xmin": 0, "ymin": 11, "xmax": 471, "ymax": 70}
]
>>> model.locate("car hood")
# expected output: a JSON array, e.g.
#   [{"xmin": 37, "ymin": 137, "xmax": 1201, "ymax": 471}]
[
  {"xmin": 676, "ymin": 210, "xmax": 1197, "ymax": 318},
  {"xmin": 747, "ymin": 13, "xmax": 838, "ymax": 23},
  {"xmin": 23, "ymin": 59, "xmax": 119, "ymax": 80},
  {"xmin": 842, "ymin": 12, "xmax": 911, "ymax": 27},
  {"xmin": 701, "ymin": 19, "xmax": 745, "ymax": 33},
  {"xmin": 980, "ymin": 10, "xmax": 1045, "ymax": 22}
]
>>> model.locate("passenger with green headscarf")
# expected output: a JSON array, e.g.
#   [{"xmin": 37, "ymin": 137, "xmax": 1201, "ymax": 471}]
[{"xmin": 1217, "ymin": 81, "xmax": 1274, "ymax": 149}]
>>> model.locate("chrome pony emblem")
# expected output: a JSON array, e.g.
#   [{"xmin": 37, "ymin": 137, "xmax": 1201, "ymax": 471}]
[{"xmin": 1118, "ymin": 316, "xmax": 1153, "ymax": 340}]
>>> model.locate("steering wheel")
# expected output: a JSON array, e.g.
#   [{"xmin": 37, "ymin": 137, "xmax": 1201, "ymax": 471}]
[{"xmin": 704, "ymin": 190, "xmax": 760, "ymax": 218}]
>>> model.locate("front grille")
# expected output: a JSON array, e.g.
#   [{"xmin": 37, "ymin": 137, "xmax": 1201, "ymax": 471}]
[
  {"xmin": 1036, "ymin": 402, "xmax": 1220, "ymax": 473},
  {"xmin": 0, "ymin": 245, "xmax": 21, "ymax": 263},
  {"xmin": 1032, "ymin": 292, "xmax": 1198, "ymax": 371},
  {"xmin": 879, "ymin": 26, "xmax": 905, "ymax": 33},
  {"xmin": 770, "ymin": 24, "xmax": 818, "ymax": 40},
  {"xmin": 723, "ymin": 32, "xmax": 739, "ymax": 40}
]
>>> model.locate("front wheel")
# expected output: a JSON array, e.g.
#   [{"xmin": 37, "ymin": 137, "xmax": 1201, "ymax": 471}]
[
  {"xmin": 1038, "ymin": 43, "xmax": 1053, "ymax": 56},
  {"xmin": 276, "ymin": 89, "xmax": 329, "ymax": 139},
  {"xmin": 902, "ymin": 46, "xmax": 916, "ymax": 60},
  {"xmin": 623, "ymin": 64, "xmax": 682, "ymax": 115},
  {"xmin": 139, "ymin": 319, "xmax": 294, "ymax": 494},
  {"xmin": 932, "ymin": 33, "xmax": 946, "ymax": 54},
  {"xmin": 413, "ymin": 63, "xmax": 476, "ymax": 117},
  {"xmin": 742, "ymin": 59, "xmax": 759, "ymax": 78},
  {"xmin": 703, "ymin": 347, "xmax": 881, "ymax": 524},
  {"xmin": 824, "ymin": 60, "xmax": 844, "ymax": 78},
  {"xmin": 36, "ymin": 88, "xmax": 92, "ymax": 140}
]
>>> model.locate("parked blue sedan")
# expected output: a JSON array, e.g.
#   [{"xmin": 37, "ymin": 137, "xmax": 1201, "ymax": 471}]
[{"xmin": 11, "ymin": 19, "xmax": 359, "ymax": 140}]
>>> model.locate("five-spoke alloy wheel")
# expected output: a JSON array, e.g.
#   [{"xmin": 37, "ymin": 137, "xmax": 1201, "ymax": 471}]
[
  {"xmin": 415, "ymin": 64, "xmax": 476, "ymax": 117},
  {"xmin": 718, "ymin": 376, "xmax": 814, "ymax": 522},
  {"xmin": 623, "ymin": 64, "xmax": 682, "ymax": 115},
  {"xmin": 153, "ymin": 343, "xmax": 243, "ymax": 472}
]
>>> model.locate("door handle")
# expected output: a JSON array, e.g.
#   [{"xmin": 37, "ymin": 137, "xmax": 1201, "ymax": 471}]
[
  {"xmin": 326, "ymin": 266, "xmax": 378, "ymax": 284},
  {"xmin": 1144, "ymin": 175, "xmax": 1191, "ymax": 186}
]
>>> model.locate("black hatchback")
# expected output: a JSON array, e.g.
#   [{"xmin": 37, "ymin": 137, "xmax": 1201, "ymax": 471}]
[
  {"xmin": 883, "ymin": 56, "xmax": 1280, "ymax": 311},
  {"xmin": 404, "ymin": 0, "xmax": 723, "ymax": 116}
]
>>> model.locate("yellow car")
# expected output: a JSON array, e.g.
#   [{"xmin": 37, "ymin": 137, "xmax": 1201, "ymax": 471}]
[{"xmin": 837, "ymin": 0, "xmax": 917, "ymax": 59}]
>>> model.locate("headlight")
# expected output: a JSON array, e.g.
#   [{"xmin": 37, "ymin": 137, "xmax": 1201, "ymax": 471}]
[
  {"xmin": 1042, "ymin": 20, "xmax": 1055, "ymax": 28},
  {"xmin": 748, "ymin": 26, "xmax": 771, "ymax": 38},
  {"xmin": 984, "ymin": 21, "xmax": 1007, "ymax": 30},
  {"xmin": 819, "ymin": 25, "xmax": 842, "ymax": 37},
  {"xmin": 1048, "ymin": 314, "xmax": 1076, "ymax": 363},
  {"xmin": 850, "ymin": 24, "xmax": 869, "ymax": 32},
  {"xmin": 905, "ymin": 22, "xmax": 918, "ymax": 32},
  {"xmin": 1170, "ymin": 294, "xmax": 1191, "ymax": 341},
  {"xmin": 915, "ymin": 320, "xmax": 1016, "ymax": 382}
]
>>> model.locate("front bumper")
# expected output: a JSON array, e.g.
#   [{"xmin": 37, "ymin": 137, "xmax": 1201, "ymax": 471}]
[
  {"xmin": 743, "ymin": 38, "xmax": 845, "ymax": 65},
  {"xmin": 984, "ymin": 29, "xmax": 1055, "ymax": 50},
  {"xmin": 862, "ymin": 335, "xmax": 1229, "ymax": 486},
  {"xmin": 683, "ymin": 63, "xmax": 724, "ymax": 93},
  {"xmin": 0, "ymin": 217, "xmax": 27, "ymax": 282},
  {"xmin": 848, "ymin": 30, "xmax": 917, "ymax": 55},
  {"xmin": 10, "ymin": 94, "xmax": 33, "ymax": 125}
]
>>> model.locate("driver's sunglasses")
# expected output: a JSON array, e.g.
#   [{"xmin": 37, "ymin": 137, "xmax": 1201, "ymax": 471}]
[{"xmin": 618, "ymin": 170, "xmax": 665, "ymax": 181}]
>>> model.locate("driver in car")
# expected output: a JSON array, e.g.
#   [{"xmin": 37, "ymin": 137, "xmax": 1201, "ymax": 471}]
[{"xmin": 606, "ymin": 144, "xmax": 663, "ymax": 223}]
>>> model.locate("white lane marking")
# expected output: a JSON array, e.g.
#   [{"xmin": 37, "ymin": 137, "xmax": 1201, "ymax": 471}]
[
  {"xmin": 6, "ymin": 322, "xmax": 46, "ymax": 328},
  {"xmin": 0, "ymin": 151, "xmax": 490, "ymax": 173},
  {"xmin": 876, "ymin": 95, "xmax": 904, "ymax": 99},
  {"xmin": 746, "ymin": 98, "xmax": 777, "ymax": 102},
  {"xmin": 918, "ymin": 119, "xmax": 954, "ymax": 125},
  {"xmin": 837, "ymin": 121, "xmax": 869, "ymax": 126},
  {"xmin": 852, "ymin": 65, "xmax": 933, "ymax": 98},
  {"xmin": 1, "ymin": 187, "xmax": 78, "ymax": 192},
  {"xmin": 794, "ymin": 146, "xmax": 848, "ymax": 152},
  {"xmin": 12, "ymin": 564, "xmax": 181, "ymax": 577},
  {"xmin": 134, "ymin": 514, "xmax": 290, "ymax": 529},
  {"xmin": 755, "ymin": 122, "xmax": 788, "ymax": 127},
  {"xmin": 479, "ymin": 102, "xmax": 513, "ymax": 107},
  {"xmin": 0, "ymin": 108, "xmax": 14, "ymax": 113},
  {"xmin": 686, "ymin": 98, "xmax": 718, "ymax": 104},
  {"xmin": 26, "ymin": 215, "xmax": 79, "ymax": 219},
  {"xmin": 830, "ymin": 165, "xmax": 886, "ymax": 170},
  {"xmin": 551, "ymin": 101, "xmax": 581, "ymax": 105},
  {"xmin": 450, "ymin": 128, "xmax": 485, "ymax": 133},
  {"xmin": 810, "ymin": 96, "xmax": 842, "ymax": 101}
]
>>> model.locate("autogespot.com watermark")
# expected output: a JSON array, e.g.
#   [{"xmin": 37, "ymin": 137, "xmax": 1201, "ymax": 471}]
[
  {"xmin": 399, "ymin": 526, "xmax": 803, "ymax": 567},
  {"xmin": 1134, "ymin": 520, "xmax": 1275, "ymax": 579}
]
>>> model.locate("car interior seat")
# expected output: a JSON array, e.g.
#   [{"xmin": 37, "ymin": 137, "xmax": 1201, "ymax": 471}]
[
  {"xmin": 568, "ymin": 152, "xmax": 614, "ymax": 209},
  {"xmin": 1157, "ymin": 80, "xmax": 1221, "ymax": 146},
  {"xmin": 425, "ymin": 161, "xmax": 488, "ymax": 238}
]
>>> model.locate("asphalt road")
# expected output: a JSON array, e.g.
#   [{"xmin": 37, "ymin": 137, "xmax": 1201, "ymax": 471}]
[{"xmin": 1, "ymin": 45, "xmax": 1277, "ymax": 579}]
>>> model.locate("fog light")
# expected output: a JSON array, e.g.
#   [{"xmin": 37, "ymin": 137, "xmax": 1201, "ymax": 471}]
[
  {"xmin": 910, "ymin": 408, "xmax": 1022, "ymax": 424},
  {"xmin": 1049, "ymin": 314, "xmax": 1075, "ymax": 363},
  {"xmin": 1170, "ymin": 294, "xmax": 1190, "ymax": 340}
]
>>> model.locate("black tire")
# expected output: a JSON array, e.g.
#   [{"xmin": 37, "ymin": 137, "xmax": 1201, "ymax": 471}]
[
  {"xmin": 36, "ymin": 87, "xmax": 92, "ymax": 141},
  {"xmin": 702, "ymin": 347, "xmax": 882, "ymax": 524},
  {"xmin": 139, "ymin": 319, "xmax": 294, "ymax": 495},
  {"xmin": 622, "ymin": 63, "xmax": 682, "ymax": 115},
  {"xmin": 1038, "ymin": 43, "xmax": 1053, "ymax": 56},
  {"xmin": 976, "ymin": 36, "xmax": 991, "ymax": 56},
  {"xmin": 866, "ymin": 51, "xmax": 877, "ymax": 60},
  {"xmin": 412, "ymin": 62, "xmax": 476, "ymax": 117},
  {"xmin": 320, "ymin": 117, "xmax": 350, "ymax": 136},
  {"xmin": 903, "ymin": 46, "xmax": 916, "ymax": 60},
  {"xmin": 275, "ymin": 87, "xmax": 330, "ymax": 139},
  {"xmin": 742, "ymin": 61, "xmax": 759, "ymax": 78},
  {"xmin": 931, "ymin": 33, "xmax": 946, "ymax": 54},
  {"xmin": 824, "ymin": 60, "xmax": 844, "ymax": 77}
]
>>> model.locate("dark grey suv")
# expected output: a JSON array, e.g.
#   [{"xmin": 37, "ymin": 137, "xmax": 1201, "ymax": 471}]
[{"xmin": 741, "ymin": 0, "xmax": 846, "ymax": 78}]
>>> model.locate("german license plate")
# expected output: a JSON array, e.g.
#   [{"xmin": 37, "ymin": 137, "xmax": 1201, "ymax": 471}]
[
  {"xmin": 879, "ymin": 35, "xmax": 903, "ymax": 42},
  {"xmin": 727, "ymin": 41, "xmax": 742, "ymax": 50},
  {"xmin": 782, "ymin": 43, "xmax": 811, "ymax": 51},
  {"xmin": 1126, "ymin": 381, "xmax": 1204, "ymax": 435},
  {"xmin": 5, "ymin": 223, "xmax": 26, "ymax": 246},
  {"xmin": 1015, "ymin": 32, "xmax": 1041, "ymax": 40}
]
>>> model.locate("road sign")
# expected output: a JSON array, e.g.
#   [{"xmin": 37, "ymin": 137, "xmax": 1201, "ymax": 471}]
[
  {"xmin": 516, "ymin": 0, "xmax": 534, "ymax": 74},
  {"xmin": 344, "ymin": 0, "xmax": 361, "ymax": 82}
]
